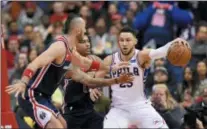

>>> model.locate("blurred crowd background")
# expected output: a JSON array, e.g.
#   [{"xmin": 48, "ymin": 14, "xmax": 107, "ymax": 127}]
[{"xmin": 1, "ymin": 1, "xmax": 207, "ymax": 128}]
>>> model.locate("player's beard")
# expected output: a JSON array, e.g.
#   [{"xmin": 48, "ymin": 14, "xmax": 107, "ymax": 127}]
[{"xmin": 120, "ymin": 47, "xmax": 134, "ymax": 56}]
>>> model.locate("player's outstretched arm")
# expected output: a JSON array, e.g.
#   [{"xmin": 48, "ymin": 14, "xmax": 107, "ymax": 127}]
[
  {"xmin": 137, "ymin": 38, "xmax": 188, "ymax": 68},
  {"xmin": 70, "ymin": 50, "xmax": 129, "ymax": 73},
  {"xmin": 70, "ymin": 65, "xmax": 133, "ymax": 88},
  {"xmin": 5, "ymin": 42, "xmax": 66, "ymax": 98}
]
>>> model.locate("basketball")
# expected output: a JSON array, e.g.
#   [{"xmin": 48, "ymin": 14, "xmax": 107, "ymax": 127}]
[{"xmin": 167, "ymin": 39, "xmax": 191, "ymax": 66}]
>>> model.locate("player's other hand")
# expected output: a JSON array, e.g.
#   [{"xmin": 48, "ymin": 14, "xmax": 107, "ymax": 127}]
[
  {"xmin": 170, "ymin": 38, "xmax": 190, "ymax": 48},
  {"xmin": 5, "ymin": 81, "xmax": 26, "ymax": 99},
  {"xmin": 111, "ymin": 61, "xmax": 129, "ymax": 72},
  {"xmin": 117, "ymin": 73, "xmax": 134, "ymax": 84},
  {"xmin": 90, "ymin": 88, "xmax": 102, "ymax": 102}
]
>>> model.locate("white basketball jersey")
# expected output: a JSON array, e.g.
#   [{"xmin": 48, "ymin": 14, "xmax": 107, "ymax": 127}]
[{"xmin": 110, "ymin": 49, "xmax": 147, "ymax": 107}]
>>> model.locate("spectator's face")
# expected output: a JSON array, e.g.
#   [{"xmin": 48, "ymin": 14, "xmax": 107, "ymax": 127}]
[
  {"xmin": 88, "ymin": 27, "xmax": 96, "ymax": 37},
  {"xmin": 203, "ymin": 88, "xmax": 207, "ymax": 103},
  {"xmin": 154, "ymin": 71, "xmax": 168, "ymax": 83},
  {"xmin": 8, "ymin": 40, "xmax": 19, "ymax": 53},
  {"xmin": 109, "ymin": 26, "xmax": 118, "ymax": 35},
  {"xmin": 29, "ymin": 49, "xmax": 38, "ymax": 62},
  {"xmin": 108, "ymin": 4, "xmax": 117, "ymax": 15},
  {"xmin": 26, "ymin": 8, "xmax": 35, "ymax": 18},
  {"xmin": 154, "ymin": 58, "xmax": 165, "ymax": 68},
  {"xmin": 184, "ymin": 67, "xmax": 193, "ymax": 81},
  {"xmin": 53, "ymin": 23, "xmax": 63, "ymax": 36},
  {"xmin": 129, "ymin": 2, "xmax": 138, "ymax": 12},
  {"xmin": 41, "ymin": 15, "xmax": 50, "ymax": 28},
  {"xmin": 24, "ymin": 25, "xmax": 33, "ymax": 40},
  {"xmin": 9, "ymin": 22, "xmax": 18, "ymax": 33},
  {"xmin": 152, "ymin": 87, "xmax": 167, "ymax": 104},
  {"xmin": 95, "ymin": 18, "xmax": 106, "ymax": 35},
  {"xmin": 53, "ymin": 2, "xmax": 64, "ymax": 13},
  {"xmin": 118, "ymin": 32, "xmax": 136, "ymax": 55},
  {"xmin": 126, "ymin": 10, "xmax": 134, "ymax": 21},
  {"xmin": 76, "ymin": 35, "xmax": 91, "ymax": 56},
  {"xmin": 18, "ymin": 53, "xmax": 28, "ymax": 68},
  {"xmin": 197, "ymin": 62, "xmax": 207, "ymax": 77},
  {"xmin": 197, "ymin": 26, "xmax": 207, "ymax": 42},
  {"xmin": 80, "ymin": 6, "xmax": 89, "ymax": 18}
]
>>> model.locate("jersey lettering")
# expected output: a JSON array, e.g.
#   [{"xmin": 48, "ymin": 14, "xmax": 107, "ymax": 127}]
[
  {"xmin": 120, "ymin": 82, "xmax": 133, "ymax": 88},
  {"xmin": 111, "ymin": 67, "xmax": 139, "ymax": 78}
]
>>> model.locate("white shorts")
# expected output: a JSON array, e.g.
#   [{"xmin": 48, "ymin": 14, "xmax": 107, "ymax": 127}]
[{"xmin": 104, "ymin": 102, "xmax": 168, "ymax": 128}]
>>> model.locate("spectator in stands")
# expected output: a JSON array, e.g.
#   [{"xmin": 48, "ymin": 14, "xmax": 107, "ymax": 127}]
[
  {"xmin": 190, "ymin": 85, "xmax": 207, "ymax": 128},
  {"xmin": 107, "ymin": 3, "xmax": 122, "ymax": 29},
  {"xmin": 152, "ymin": 67, "xmax": 179, "ymax": 100},
  {"xmin": 34, "ymin": 15, "xmax": 50, "ymax": 40},
  {"xmin": 151, "ymin": 84, "xmax": 185, "ymax": 129},
  {"xmin": 44, "ymin": 21, "xmax": 64, "ymax": 46},
  {"xmin": 145, "ymin": 60, "xmax": 176, "ymax": 97},
  {"xmin": 31, "ymin": 30, "xmax": 45, "ymax": 53},
  {"xmin": 134, "ymin": 1, "xmax": 193, "ymax": 48},
  {"xmin": 189, "ymin": 21, "xmax": 207, "ymax": 65},
  {"xmin": 9, "ymin": 53, "xmax": 28, "ymax": 84},
  {"xmin": 6, "ymin": 36, "xmax": 20, "ymax": 73},
  {"xmin": 8, "ymin": 21, "xmax": 22, "ymax": 36},
  {"xmin": 178, "ymin": 67, "xmax": 198, "ymax": 107},
  {"xmin": 91, "ymin": 17, "xmax": 108, "ymax": 57},
  {"xmin": 50, "ymin": 2, "xmax": 68, "ymax": 24},
  {"xmin": 19, "ymin": 24, "xmax": 34, "ymax": 54},
  {"xmin": 122, "ymin": 10, "xmax": 135, "ymax": 28},
  {"xmin": 104, "ymin": 25, "xmax": 119, "ymax": 54},
  {"xmin": 17, "ymin": 2, "xmax": 43, "ymax": 29},
  {"xmin": 79, "ymin": 5, "xmax": 94, "ymax": 28},
  {"xmin": 28, "ymin": 48, "xmax": 38, "ymax": 62},
  {"xmin": 196, "ymin": 61, "xmax": 207, "ymax": 87}
]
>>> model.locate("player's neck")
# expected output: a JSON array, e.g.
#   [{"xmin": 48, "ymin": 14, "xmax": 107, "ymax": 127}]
[
  {"xmin": 66, "ymin": 34, "xmax": 78, "ymax": 46},
  {"xmin": 120, "ymin": 49, "xmax": 135, "ymax": 61}
]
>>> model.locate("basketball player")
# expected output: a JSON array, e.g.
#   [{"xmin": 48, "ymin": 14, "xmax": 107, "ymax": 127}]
[
  {"xmin": 5, "ymin": 16, "xmax": 132, "ymax": 128},
  {"xmin": 95, "ymin": 26, "xmax": 189, "ymax": 128},
  {"xmin": 62, "ymin": 34, "xmax": 104, "ymax": 129}
]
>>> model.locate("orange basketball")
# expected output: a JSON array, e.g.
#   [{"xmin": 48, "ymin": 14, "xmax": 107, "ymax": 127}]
[{"xmin": 167, "ymin": 40, "xmax": 191, "ymax": 66}]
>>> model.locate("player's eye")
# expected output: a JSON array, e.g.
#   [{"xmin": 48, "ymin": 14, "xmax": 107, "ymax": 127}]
[
  {"xmin": 126, "ymin": 38, "xmax": 131, "ymax": 42},
  {"xmin": 119, "ymin": 38, "xmax": 124, "ymax": 42}
]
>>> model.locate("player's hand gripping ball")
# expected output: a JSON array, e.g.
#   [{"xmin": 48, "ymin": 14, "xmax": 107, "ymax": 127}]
[{"xmin": 167, "ymin": 38, "xmax": 191, "ymax": 66}]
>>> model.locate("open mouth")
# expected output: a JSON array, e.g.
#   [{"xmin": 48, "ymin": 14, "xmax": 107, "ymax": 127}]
[{"xmin": 123, "ymin": 48, "xmax": 128, "ymax": 51}]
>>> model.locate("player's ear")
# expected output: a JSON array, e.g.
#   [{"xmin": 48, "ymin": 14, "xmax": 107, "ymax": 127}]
[
  {"xmin": 133, "ymin": 37, "xmax": 138, "ymax": 45},
  {"xmin": 135, "ymin": 39, "xmax": 138, "ymax": 44}
]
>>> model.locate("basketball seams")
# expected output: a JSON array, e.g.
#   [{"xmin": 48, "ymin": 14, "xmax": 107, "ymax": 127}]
[{"xmin": 167, "ymin": 42, "xmax": 191, "ymax": 66}]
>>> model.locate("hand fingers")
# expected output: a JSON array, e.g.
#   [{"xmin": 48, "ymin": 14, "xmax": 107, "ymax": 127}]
[
  {"xmin": 15, "ymin": 90, "xmax": 20, "ymax": 98},
  {"xmin": 5, "ymin": 85, "xmax": 15, "ymax": 90},
  {"xmin": 5, "ymin": 86, "xmax": 17, "ymax": 94},
  {"xmin": 127, "ymin": 76, "xmax": 134, "ymax": 82},
  {"xmin": 94, "ymin": 90, "xmax": 102, "ymax": 97},
  {"xmin": 90, "ymin": 95, "xmax": 96, "ymax": 102},
  {"xmin": 92, "ymin": 91, "xmax": 99, "ymax": 100},
  {"xmin": 22, "ymin": 92, "xmax": 26, "ymax": 100}
]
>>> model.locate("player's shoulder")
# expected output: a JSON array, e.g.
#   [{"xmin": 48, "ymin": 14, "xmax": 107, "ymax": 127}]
[
  {"xmin": 88, "ymin": 55, "xmax": 102, "ymax": 61},
  {"xmin": 103, "ymin": 52, "xmax": 117, "ymax": 65}
]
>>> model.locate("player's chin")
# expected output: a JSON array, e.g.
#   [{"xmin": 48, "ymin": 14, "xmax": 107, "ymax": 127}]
[{"xmin": 121, "ymin": 49, "xmax": 129, "ymax": 55}]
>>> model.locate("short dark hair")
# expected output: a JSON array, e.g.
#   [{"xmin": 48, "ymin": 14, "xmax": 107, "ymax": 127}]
[
  {"xmin": 63, "ymin": 13, "xmax": 80, "ymax": 34},
  {"xmin": 119, "ymin": 26, "xmax": 137, "ymax": 37}
]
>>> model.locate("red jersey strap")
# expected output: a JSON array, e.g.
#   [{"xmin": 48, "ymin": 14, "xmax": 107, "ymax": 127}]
[
  {"xmin": 56, "ymin": 36, "xmax": 71, "ymax": 54},
  {"xmin": 81, "ymin": 55, "xmax": 95, "ymax": 72}
]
